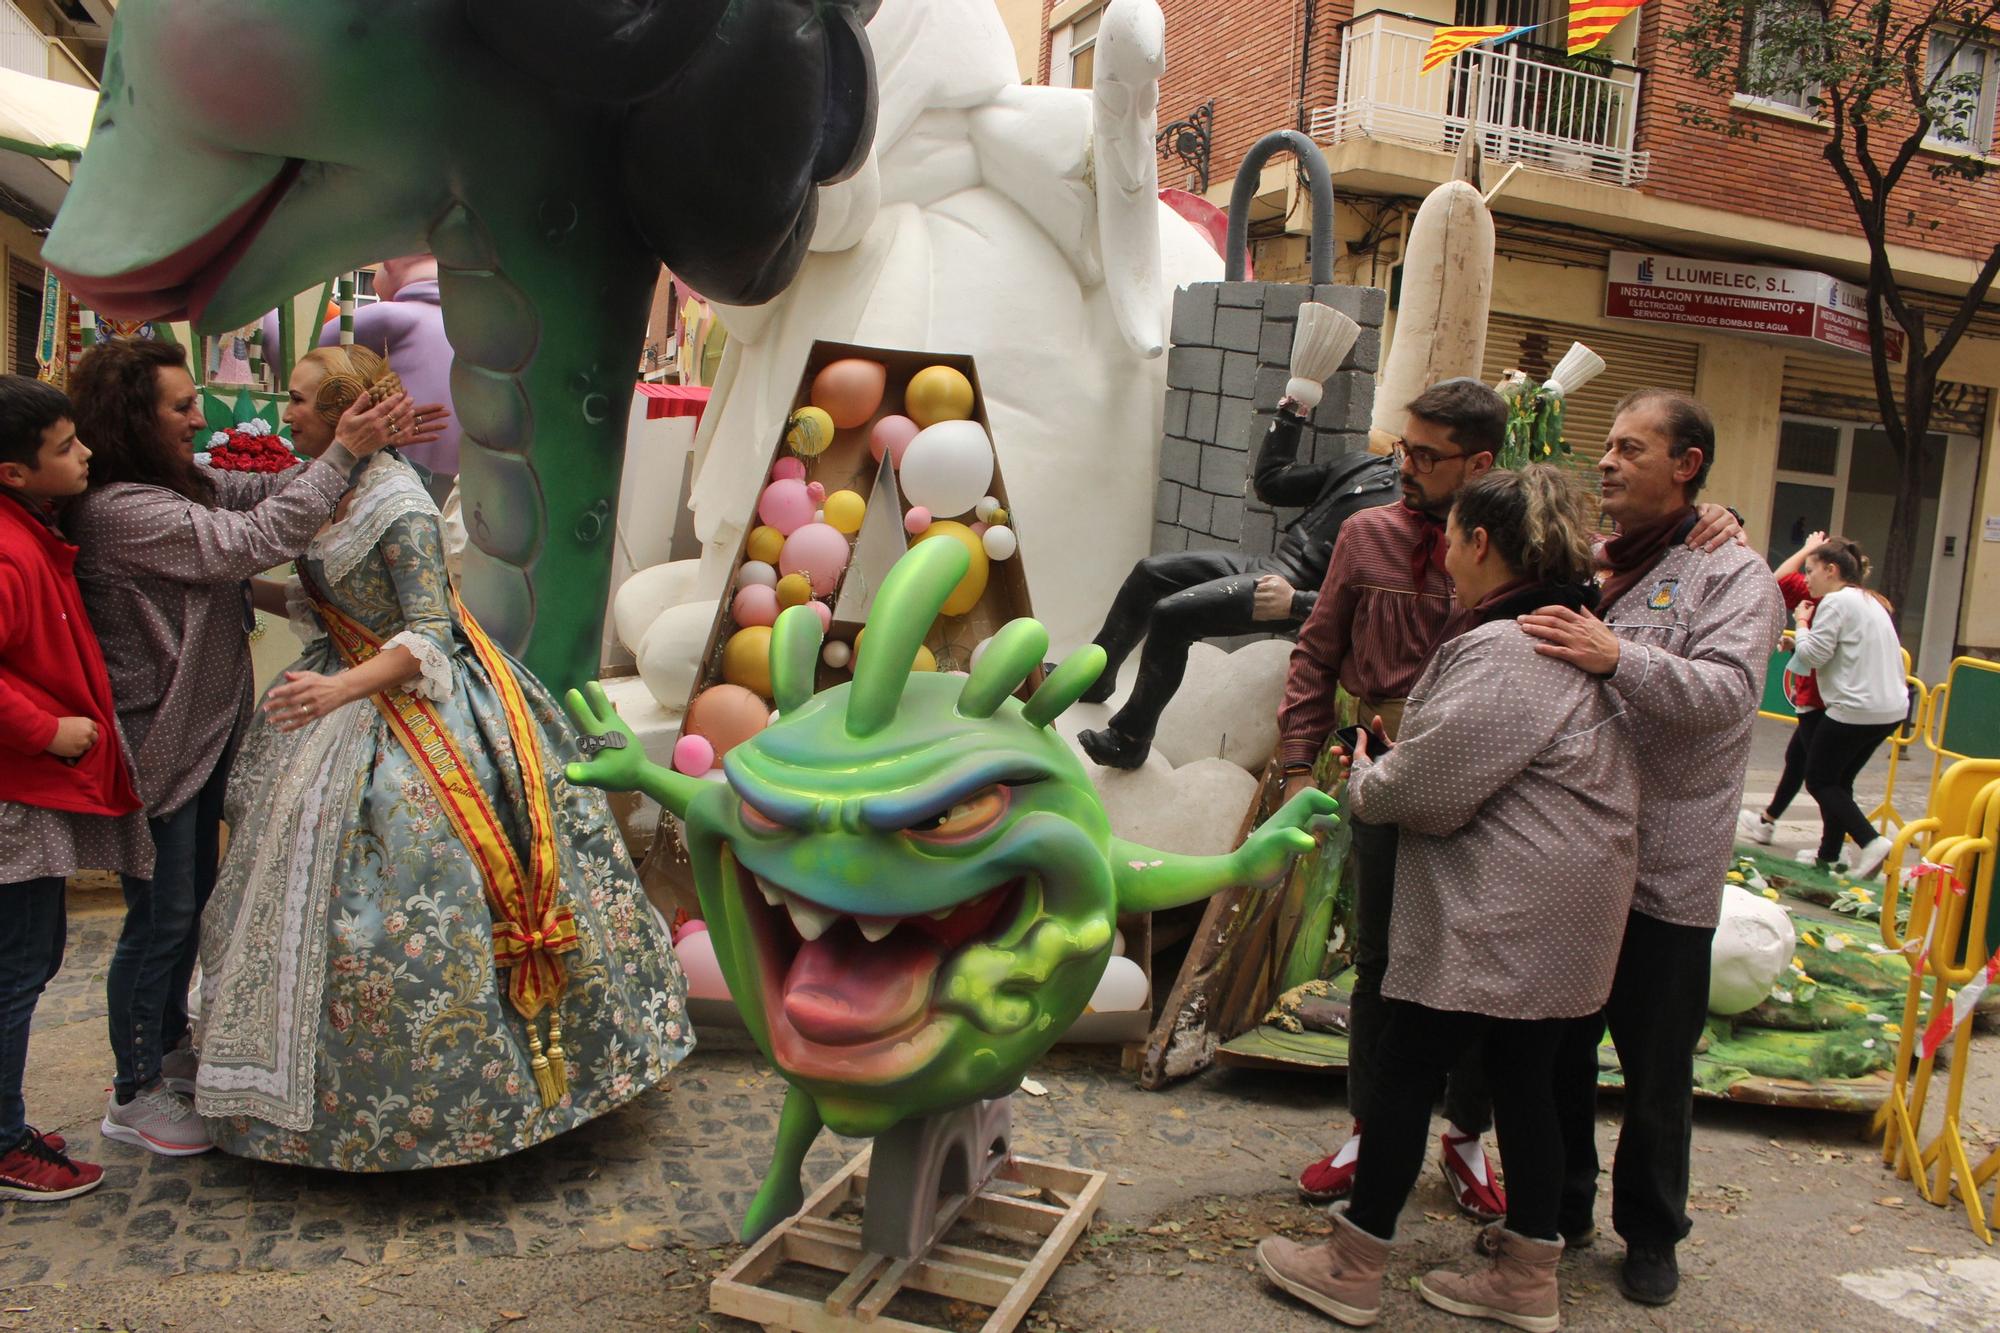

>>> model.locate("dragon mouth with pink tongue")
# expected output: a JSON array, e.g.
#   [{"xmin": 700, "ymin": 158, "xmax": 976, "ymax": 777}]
[
  {"xmin": 49, "ymin": 160, "xmax": 303, "ymax": 323},
  {"xmin": 728, "ymin": 854, "xmax": 1031, "ymax": 1085}
]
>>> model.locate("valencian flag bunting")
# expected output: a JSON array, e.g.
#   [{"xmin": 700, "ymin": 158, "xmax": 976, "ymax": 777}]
[
  {"xmin": 1421, "ymin": 22, "xmax": 1539, "ymax": 73},
  {"xmin": 1567, "ymin": 0, "xmax": 1649, "ymax": 55}
]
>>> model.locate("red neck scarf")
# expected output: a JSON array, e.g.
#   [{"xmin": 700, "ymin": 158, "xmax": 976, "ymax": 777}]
[
  {"xmin": 1408, "ymin": 505, "xmax": 1449, "ymax": 587},
  {"xmin": 1598, "ymin": 505, "xmax": 1697, "ymax": 611}
]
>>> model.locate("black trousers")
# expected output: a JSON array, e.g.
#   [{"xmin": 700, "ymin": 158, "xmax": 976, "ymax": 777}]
[
  {"xmin": 1555, "ymin": 910, "xmax": 1715, "ymax": 1247},
  {"xmin": 1764, "ymin": 708, "xmax": 1820, "ymax": 820},
  {"xmin": 1093, "ymin": 549, "xmax": 1311, "ymax": 744},
  {"xmin": 1348, "ymin": 818, "xmax": 1492, "ymax": 1133},
  {"xmin": 1806, "ymin": 717, "xmax": 1897, "ymax": 863},
  {"xmin": 1346, "ymin": 999, "xmax": 1567, "ymax": 1242}
]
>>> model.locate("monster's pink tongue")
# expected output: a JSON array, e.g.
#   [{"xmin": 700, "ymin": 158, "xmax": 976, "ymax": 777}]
[{"xmin": 782, "ymin": 924, "xmax": 942, "ymax": 1045}]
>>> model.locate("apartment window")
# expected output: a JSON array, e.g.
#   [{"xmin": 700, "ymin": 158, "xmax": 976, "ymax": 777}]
[
  {"xmin": 1054, "ymin": 12, "xmax": 1099, "ymax": 90},
  {"xmin": 1926, "ymin": 29, "xmax": 1997, "ymax": 153},
  {"xmin": 1738, "ymin": 4, "xmax": 1819, "ymax": 114}
]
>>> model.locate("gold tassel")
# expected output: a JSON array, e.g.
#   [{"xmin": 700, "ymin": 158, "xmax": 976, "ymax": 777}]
[
  {"xmin": 544, "ymin": 1013, "xmax": 568, "ymax": 1099},
  {"xmin": 526, "ymin": 1020, "xmax": 562, "ymax": 1109}
]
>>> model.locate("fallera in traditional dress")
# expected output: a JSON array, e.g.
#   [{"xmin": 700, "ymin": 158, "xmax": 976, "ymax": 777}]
[{"xmin": 194, "ymin": 455, "xmax": 691, "ymax": 1170}]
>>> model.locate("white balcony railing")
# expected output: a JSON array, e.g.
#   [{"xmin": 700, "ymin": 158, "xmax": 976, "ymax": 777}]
[{"xmin": 1310, "ymin": 11, "xmax": 1650, "ymax": 187}]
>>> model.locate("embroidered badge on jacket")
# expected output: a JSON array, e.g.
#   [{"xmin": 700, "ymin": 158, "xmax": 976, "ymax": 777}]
[{"xmin": 1648, "ymin": 580, "xmax": 1678, "ymax": 611}]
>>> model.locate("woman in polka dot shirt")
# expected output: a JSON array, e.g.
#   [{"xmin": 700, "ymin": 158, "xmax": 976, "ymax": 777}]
[{"xmin": 1257, "ymin": 465, "xmax": 1639, "ymax": 1331}]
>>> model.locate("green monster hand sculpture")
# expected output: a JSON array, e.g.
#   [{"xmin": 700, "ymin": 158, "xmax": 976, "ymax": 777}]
[
  {"xmin": 566, "ymin": 540, "xmax": 1337, "ymax": 1242},
  {"xmin": 42, "ymin": 0, "xmax": 877, "ymax": 690}
]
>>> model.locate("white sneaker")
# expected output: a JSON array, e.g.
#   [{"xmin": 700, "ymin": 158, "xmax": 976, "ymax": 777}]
[
  {"xmin": 100, "ymin": 1084, "xmax": 211, "ymax": 1157},
  {"xmin": 1738, "ymin": 810, "xmax": 1776, "ymax": 846},
  {"xmin": 1794, "ymin": 848, "xmax": 1822, "ymax": 866},
  {"xmin": 1852, "ymin": 836, "xmax": 1894, "ymax": 880}
]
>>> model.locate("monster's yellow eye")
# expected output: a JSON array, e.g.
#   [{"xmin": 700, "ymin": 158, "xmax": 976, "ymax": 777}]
[
  {"xmin": 905, "ymin": 786, "xmax": 1008, "ymax": 844},
  {"xmin": 740, "ymin": 801, "xmax": 785, "ymax": 834}
]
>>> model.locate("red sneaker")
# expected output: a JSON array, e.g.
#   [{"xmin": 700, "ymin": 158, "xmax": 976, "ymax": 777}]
[
  {"xmin": 0, "ymin": 1132, "xmax": 103, "ymax": 1202},
  {"xmin": 28, "ymin": 1127, "xmax": 63, "ymax": 1153},
  {"xmin": 1440, "ymin": 1130, "xmax": 1506, "ymax": 1223},
  {"xmin": 1299, "ymin": 1129, "xmax": 1363, "ymax": 1205}
]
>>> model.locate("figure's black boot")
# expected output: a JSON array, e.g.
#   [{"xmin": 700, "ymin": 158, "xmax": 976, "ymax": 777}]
[{"xmin": 1078, "ymin": 726, "xmax": 1149, "ymax": 770}]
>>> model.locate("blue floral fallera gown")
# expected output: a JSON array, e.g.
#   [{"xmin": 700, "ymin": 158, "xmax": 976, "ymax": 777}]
[{"xmin": 195, "ymin": 456, "xmax": 691, "ymax": 1170}]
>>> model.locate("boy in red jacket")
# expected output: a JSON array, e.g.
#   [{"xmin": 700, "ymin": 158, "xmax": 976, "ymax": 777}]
[{"xmin": 0, "ymin": 376, "xmax": 150, "ymax": 1200}]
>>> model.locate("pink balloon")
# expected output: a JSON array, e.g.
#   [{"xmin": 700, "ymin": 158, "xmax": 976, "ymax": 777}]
[
  {"xmin": 779, "ymin": 522, "xmax": 851, "ymax": 596},
  {"xmin": 731, "ymin": 583, "xmax": 779, "ymax": 627},
  {"xmin": 807, "ymin": 600, "xmax": 833, "ymax": 631},
  {"xmin": 758, "ymin": 478, "xmax": 814, "ymax": 536},
  {"xmin": 970, "ymin": 521, "xmax": 990, "ymax": 536},
  {"xmin": 672, "ymin": 918, "xmax": 708, "ymax": 946},
  {"xmin": 871, "ymin": 414, "xmax": 920, "ymax": 465},
  {"xmin": 806, "ymin": 480, "xmax": 827, "ymax": 504},
  {"xmin": 770, "ymin": 457, "xmax": 806, "ymax": 482},
  {"xmin": 904, "ymin": 507, "xmax": 932, "ymax": 535},
  {"xmin": 672, "ymin": 733, "xmax": 716, "ymax": 776}
]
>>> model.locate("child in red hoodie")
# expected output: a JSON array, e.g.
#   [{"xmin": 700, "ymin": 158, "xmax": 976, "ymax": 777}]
[{"xmin": 0, "ymin": 376, "xmax": 150, "ymax": 1200}]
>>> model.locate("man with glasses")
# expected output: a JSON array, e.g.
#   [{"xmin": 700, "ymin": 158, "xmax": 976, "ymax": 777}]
[
  {"xmin": 1074, "ymin": 391, "xmax": 1399, "ymax": 769},
  {"xmin": 1278, "ymin": 377, "xmax": 1511, "ymax": 1222}
]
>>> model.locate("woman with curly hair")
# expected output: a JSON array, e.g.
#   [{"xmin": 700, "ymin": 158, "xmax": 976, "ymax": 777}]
[
  {"xmin": 66, "ymin": 337, "xmax": 417, "ymax": 1157},
  {"xmin": 191, "ymin": 344, "xmax": 690, "ymax": 1170}
]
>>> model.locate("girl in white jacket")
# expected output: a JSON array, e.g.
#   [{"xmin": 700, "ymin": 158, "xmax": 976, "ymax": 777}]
[{"xmin": 1789, "ymin": 537, "xmax": 1907, "ymax": 877}]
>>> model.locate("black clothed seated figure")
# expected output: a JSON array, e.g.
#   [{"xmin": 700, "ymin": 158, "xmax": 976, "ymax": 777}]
[{"xmin": 1077, "ymin": 405, "xmax": 1397, "ymax": 769}]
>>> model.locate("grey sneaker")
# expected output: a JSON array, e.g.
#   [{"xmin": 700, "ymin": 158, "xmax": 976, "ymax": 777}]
[
  {"xmin": 100, "ymin": 1084, "xmax": 212, "ymax": 1157},
  {"xmin": 159, "ymin": 1043, "xmax": 198, "ymax": 1096}
]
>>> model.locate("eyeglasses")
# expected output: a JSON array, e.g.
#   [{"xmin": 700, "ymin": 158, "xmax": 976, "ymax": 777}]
[{"xmin": 1392, "ymin": 440, "xmax": 1469, "ymax": 475}]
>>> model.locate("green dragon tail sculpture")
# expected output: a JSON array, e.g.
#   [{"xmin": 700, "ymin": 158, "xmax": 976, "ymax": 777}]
[{"xmin": 566, "ymin": 538, "xmax": 1337, "ymax": 1241}]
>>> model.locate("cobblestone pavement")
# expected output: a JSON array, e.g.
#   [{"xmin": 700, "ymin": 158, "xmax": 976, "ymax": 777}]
[{"xmin": 6, "ymin": 870, "xmax": 1999, "ymax": 1331}]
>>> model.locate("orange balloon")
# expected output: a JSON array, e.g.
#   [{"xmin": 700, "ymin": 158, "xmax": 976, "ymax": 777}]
[
  {"xmin": 746, "ymin": 525, "xmax": 785, "ymax": 565},
  {"xmin": 686, "ymin": 684, "xmax": 769, "ymax": 756},
  {"xmin": 809, "ymin": 358, "xmax": 888, "ymax": 430},
  {"xmin": 913, "ymin": 520, "xmax": 990, "ymax": 616},
  {"xmin": 722, "ymin": 625, "xmax": 774, "ymax": 697}
]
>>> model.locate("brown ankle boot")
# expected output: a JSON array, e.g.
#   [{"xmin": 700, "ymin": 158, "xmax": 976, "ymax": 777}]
[
  {"xmin": 1255, "ymin": 1210, "xmax": 1391, "ymax": 1326},
  {"xmin": 1418, "ymin": 1228, "xmax": 1562, "ymax": 1331}
]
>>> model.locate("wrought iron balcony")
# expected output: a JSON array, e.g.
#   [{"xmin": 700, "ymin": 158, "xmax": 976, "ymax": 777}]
[{"xmin": 1309, "ymin": 11, "xmax": 1651, "ymax": 187}]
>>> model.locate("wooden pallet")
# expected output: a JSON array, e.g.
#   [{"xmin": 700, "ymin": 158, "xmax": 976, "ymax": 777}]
[{"xmin": 710, "ymin": 1148, "xmax": 1106, "ymax": 1332}]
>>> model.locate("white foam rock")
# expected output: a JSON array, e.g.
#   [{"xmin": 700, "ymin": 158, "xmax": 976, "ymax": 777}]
[{"xmin": 1708, "ymin": 883, "xmax": 1798, "ymax": 1015}]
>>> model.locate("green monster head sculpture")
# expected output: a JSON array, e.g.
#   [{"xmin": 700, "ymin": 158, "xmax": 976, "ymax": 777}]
[
  {"xmin": 567, "ymin": 539, "xmax": 1337, "ymax": 1240},
  {"xmin": 42, "ymin": 0, "xmax": 876, "ymax": 690}
]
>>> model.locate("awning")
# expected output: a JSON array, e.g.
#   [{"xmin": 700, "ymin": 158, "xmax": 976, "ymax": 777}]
[
  {"xmin": 0, "ymin": 66, "xmax": 94, "ymax": 163},
  {"xmin": 635, "ymin": 381, "xmax": 711, "ymax": 422}
]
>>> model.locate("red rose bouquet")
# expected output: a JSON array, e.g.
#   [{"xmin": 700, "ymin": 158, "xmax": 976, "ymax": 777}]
[{"xmin": 203, "ymin": 419, "xmax": 299, "ymax": 473}]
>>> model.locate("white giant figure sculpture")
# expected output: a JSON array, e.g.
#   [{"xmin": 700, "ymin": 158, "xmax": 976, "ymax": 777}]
[{"xmin": 617, "ymin": 0, "xmax": 1224, "ymax": 708}]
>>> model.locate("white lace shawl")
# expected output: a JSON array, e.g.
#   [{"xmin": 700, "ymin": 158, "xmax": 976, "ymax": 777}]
[{"xmin": 289, "ymin": 454, "xmax": 455, "ymax": 700}]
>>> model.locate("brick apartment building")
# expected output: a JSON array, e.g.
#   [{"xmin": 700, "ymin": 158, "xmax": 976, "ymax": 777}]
[{"xmin": 1024, "ymin": 0, "xmax": 2000, "ymax": 679}]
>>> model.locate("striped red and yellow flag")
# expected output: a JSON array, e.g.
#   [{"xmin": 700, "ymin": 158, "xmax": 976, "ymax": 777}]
[
  {"xmin": 1567, "ymin": 0, "xmax": 1648, "ymax": 55},
  {"xmin": 1422, "ymin": 25, "xmax": 1514, "ymax": 73}
]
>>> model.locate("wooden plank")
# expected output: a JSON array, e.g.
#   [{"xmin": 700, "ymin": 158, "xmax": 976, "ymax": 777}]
[
  {"xmin": 825, "ymin": 1252, "xmax": 893, "ymax": 1316},
  {"xmin": 978, "ymin": 1166, "xmax": 1106, "ymax": 1333},
  {"xmin": 959, "ymin": 1192, "xmax": 1066, "ymax": 1237}
]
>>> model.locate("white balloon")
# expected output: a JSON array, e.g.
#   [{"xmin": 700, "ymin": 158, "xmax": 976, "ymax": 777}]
[
  {"xmin": 974, "ymin": 495, "xmax": 1002, "ymax": 523},
  {"xmin": 900, "ymin": 420, "xmax": 994, "ymax": 517},
  {"xmin": 1112, "ymin": 928, "xmax": 1127, "ymax": 957},
  {"xmin": 981, "ymin": 524, "xmax": 1018, "ymax": 561},
  {"xmin": 968, "ymin": 636, "xmax": 994, "ymax": 670},
  {"xmin": 823, "ymin": 640, "xmax": 853, "ymax": 669},
  {"xmin": 1088, "ymin": 955, "xmax": 1149, "ymax": 1012},
  {"xmin": 1708, "ymin": 884, "xmax": 1797, "ymax": 1015},
  {"xmin": 738, "ymin": 560, "xmax": 778, "ymax": 589}
]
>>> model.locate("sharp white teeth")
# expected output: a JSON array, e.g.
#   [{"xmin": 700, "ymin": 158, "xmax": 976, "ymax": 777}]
[
  {"xmin": 785, "ymin": 895, "xmax": 837, "ymax": 942},
  {"xmin": 858, "ymin": 918, "xmax": 896, "ymax": 943},
  {"xmin": 929, "ymin": 906, "xmax": 955, "ymax": 920},
  {"xmin": 756, "ymin": 877, "xmax": 784, "ymax": 907}
]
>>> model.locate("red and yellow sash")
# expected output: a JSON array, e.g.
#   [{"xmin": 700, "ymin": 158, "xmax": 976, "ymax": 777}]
[{"xmin": 299, "ymin": 570, "xmax": 577, "ymax": 1106}]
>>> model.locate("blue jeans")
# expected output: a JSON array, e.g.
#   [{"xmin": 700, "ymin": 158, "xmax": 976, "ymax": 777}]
[
  {"xmin": 108, "ymin": 761, "xmax": 227, "ymax": 1100},
  {"xmin": 0, "ymin": 876, "xmax": 68, "ymax": 1147}
]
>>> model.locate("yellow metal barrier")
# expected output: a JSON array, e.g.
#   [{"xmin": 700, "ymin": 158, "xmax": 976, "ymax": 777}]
[
  {"xmin": 1925, "ymin": 657, "xmax": 2000, "ymax": 816},
  {"xmin": 1876, "ymin": 769, "xmax": 2000, "ymax": 1244}
]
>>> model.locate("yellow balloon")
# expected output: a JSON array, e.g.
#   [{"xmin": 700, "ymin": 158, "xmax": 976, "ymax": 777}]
[
  {"xmin": 747, "ymin": 525, "xmax": 785, "ymax": 565},
  {"xmin": 722, "ymin": 625, "xmax": 773, "ymax": 698},
  {"xmin": 904, "ymin": 365, "xmax": 975, "ymax": 428},
  {"xmin": 786, "ymin": 405, "xmax": 835, "ymax": 457},
  {"xmin": 823, "ymin": 489, "xmax": 866, "ymax": 535},
  {"xmin": 856, "ymin": 627, "xmax": 937, "ymax": 673},
  {"xmin": 914, "ymin": 520, "xmax": 990, "ymax": 616},
  {"xmin": 775, "ymin": 572, "xmax": 814, "ymax": 608}
]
